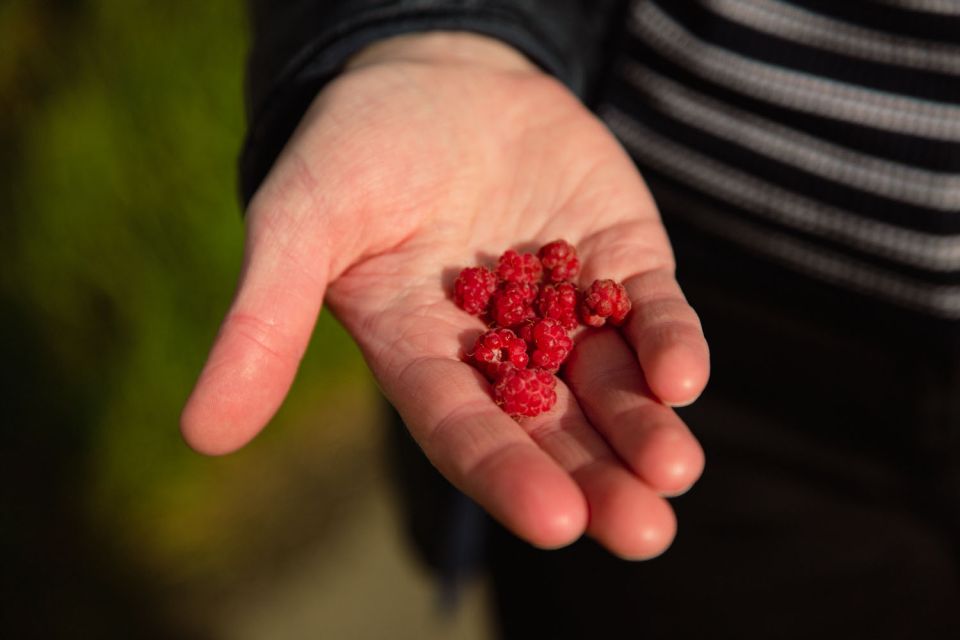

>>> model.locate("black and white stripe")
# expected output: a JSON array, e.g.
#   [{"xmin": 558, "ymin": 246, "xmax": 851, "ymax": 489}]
[
  {"xmin": 871, "ymin": 0, "xmax": 960, "ymax": 15},
  {"xmin": 703, "ymin": 0, "xmax": 960, "ymax": 73},
  {"xmin": 601, "ymin": 0, "xmax": 960, "ymax": 319}
]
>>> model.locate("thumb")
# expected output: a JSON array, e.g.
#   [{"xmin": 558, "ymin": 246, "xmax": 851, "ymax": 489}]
[{"xmin": 180, "ymin": 184, "xmax": 331, "ymax": 456}]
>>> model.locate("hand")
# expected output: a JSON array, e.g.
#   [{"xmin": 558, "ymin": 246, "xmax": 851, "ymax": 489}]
[{"xmin": 181, "ymin": 32, "xmax": 709, "ymax": 559}]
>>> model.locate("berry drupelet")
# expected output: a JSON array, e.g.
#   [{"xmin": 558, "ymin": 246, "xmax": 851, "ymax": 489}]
[
  {"xmin": 537, "ymin": 239, "xmax": 580, "ymax": 283},
  {"xmin": 472, "ymin": 328, "xmax": 529, "ymax": 379},
  {"xmin": 491, "ymin": 281, "xmax": 538, "ymax": 328},
  {"xmin": 493, "ymin": 367, "xmax": 558, "ymax": 418},
  {"xmin": 496, "ymin": 249, "xmax": 543, "ymax": 284},
  {"xmin": 519, "ymin": 318, "xmax": 574, "ymax": 372},
  {"xmin": 453, "ymin": 266, "xmax": 498, "ymax": 316},
  {"xmin": 581, "ymin": 279, "xmax": 632, "ymax": 327},
  {"xmin": 537, "ymin": 282, "xmax": 580, "ymax": 331}
]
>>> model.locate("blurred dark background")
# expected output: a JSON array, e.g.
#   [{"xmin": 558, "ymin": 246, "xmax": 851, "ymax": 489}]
[{"xmin": 0, "ymin": 1, "xmax": 489, "ymax": 637}]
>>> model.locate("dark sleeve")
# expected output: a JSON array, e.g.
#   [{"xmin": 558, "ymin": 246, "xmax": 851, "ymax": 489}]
[{"xmin": 240, "ymin": 0, "xmax": 629, "ymax": 204}]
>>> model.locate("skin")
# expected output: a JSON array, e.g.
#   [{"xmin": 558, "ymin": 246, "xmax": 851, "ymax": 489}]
[{"xmin": 181, "ymin": 32, "xmax": 710, "ymax": 560}]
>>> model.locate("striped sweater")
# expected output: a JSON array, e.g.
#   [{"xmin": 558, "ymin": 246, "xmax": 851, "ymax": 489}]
[{"xmin": 601, "ymin": 0, "xmax": 960, "ymax": 324}]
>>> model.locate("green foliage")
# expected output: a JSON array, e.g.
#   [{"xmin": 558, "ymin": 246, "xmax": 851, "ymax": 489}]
[{"xmin": 2, "ymin": 0, "xmax": 373, "ymax": 593}]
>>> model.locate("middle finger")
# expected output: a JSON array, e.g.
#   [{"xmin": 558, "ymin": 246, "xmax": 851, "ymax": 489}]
[{"xmin": 564, "ymin": 328, "xmax": 705, "ymax": 496}]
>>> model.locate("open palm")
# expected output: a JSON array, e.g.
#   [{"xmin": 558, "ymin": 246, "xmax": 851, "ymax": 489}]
[{"xmin": 182, "ymin": 34, "xmax": 710, "ymax": 559}]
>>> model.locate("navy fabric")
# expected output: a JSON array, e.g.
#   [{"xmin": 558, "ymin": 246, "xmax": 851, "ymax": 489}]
[{"xmin": 241, "ymin": 0, "xmax": 627, "ymax": 203}]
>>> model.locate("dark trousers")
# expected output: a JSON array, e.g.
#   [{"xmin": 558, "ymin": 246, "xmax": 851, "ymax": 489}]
[
  {"xmin": 488, "ymin": 385, "xmax": 960, "ymax": 639},
  {"xmin": 387, "ymin": 217, "xmax": 960, "ymax": 639},
  {"xmin": 487, "ymin": 218, "xmax": 960, "ymax": 639}
]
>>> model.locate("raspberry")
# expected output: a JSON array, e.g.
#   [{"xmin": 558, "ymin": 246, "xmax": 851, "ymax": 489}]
[
  {"xmin": 538, "ymin": 240, "xmax": 580, "ymax": 283},
  {"xmin": 453, "ymin": 266, "xmax": 498, "ymax": 316},
  {"xmin": 493, "ymin": 367, "xmax": 557, "ymax": 418},
  {"xmin": 537, "ymin": 282, "xmax": 580, "ymax": 331},
  {"xmin": 496, "ymin": 249, "xmax": 542, "ymax": 284},
  {"xmin": 519, "ymin": 319, "xmax": 573, "ymax": 372},
  {"xmin": 450, "ymin": 241, "xmax": 633, "ymax": 419},
  {"xmin": 491, "ymin": 281, "xmax": 538, "ymax": 328},
  {"xmin": 471, "ymin": 328, "xmax": 529, "ymax": 379},
  {"xmin": 580, "ymin": 279, "xmax": 632, "ymax": 327}
]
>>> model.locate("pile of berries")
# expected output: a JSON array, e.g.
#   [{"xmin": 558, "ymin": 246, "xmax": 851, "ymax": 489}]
[{"xmin": 452, "ymin": 240, "xmax": 631, "ymax": 419}]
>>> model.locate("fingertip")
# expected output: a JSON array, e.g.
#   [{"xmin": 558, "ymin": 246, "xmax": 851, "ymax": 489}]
[
  {"xmin": 645, "ymin": 339, "xmax": 710, "ymax": 407},
  {"xmin": 636, "ymin": 424, "xmax": 706, "ymax": 496},
  {"xmin": 576, "ymin": 463, "xmax": 678, "ymax": 561},
  {"xmin": 178, "ymin": 346, "xmax": 291, "ymax": 457},
  {"xmin": 527, "ymin": 503, "xmax": 589, "ymax": 550},
  {"xmin": 480, "ymin": 445, "xmax": 588, "ymax": 549},
  {"xmin": 615, "ymin": 498, "xmax": 677, "ymax": 561},
  {"xmin": 509, "ymin": 473, "xmax": 589, "ymax": 550},
  {"xmin": 179, "ymin": 324, "xmax": 291, "ymax": 456},
  {"xmin": 179, "ymin": 399, "xmax": 245, "ymax": 457}
]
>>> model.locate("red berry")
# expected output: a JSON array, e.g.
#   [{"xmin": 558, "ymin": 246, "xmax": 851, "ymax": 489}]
[
  {"xmin": 580, "ymin": 279, "xmax": 632, "ymax": 327},
  {"xmin": 471, "ymin": 328, "xmax": 529, "ymax": 379},
  {"xmin": 491, "ymin": 281, "xmax": 538, "ymax": 328},
  {"xmin": 493, "ymin": 367, "xmax": 558, "ymax": 418},
  {"xmin": 538, "ymin": 240, "xmax": 580, "ymax": 283},
  {"xmin": 519, "ymin": 319, "xmax": 573, "ymax": 372},
  {"xmin": 537, "ymin": 282, "xmax": 580, "ymax": 331},
  {"xmin": 451, "ymin": 243, "xmax": 635, "ymax": 418},
  {"xmin": 496, "ymin": 249, "xmax": 542, "ymax": 284},
  {"xmin": 454, "ymin": 266, "xmax": 498, "ymax": 316}
]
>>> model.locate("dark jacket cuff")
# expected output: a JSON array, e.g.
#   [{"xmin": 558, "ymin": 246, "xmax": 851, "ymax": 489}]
[{"xmin": 241, "ymin": 2, "xmax": 624, "ymax": 204}]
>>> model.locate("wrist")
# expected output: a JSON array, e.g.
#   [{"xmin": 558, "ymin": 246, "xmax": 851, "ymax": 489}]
[{"xmin": 345, "ymin": 31, "xmax": 539, "ymax": 75}]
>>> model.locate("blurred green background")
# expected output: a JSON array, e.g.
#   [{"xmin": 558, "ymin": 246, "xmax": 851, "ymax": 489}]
[{"xmin": 1, "ymin": 1, "xmax": 489, "ymax": 637}]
